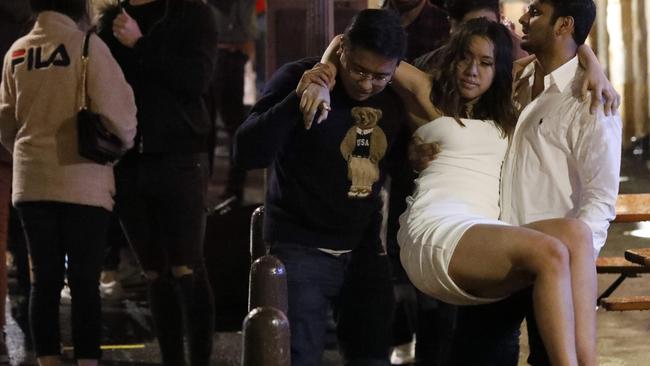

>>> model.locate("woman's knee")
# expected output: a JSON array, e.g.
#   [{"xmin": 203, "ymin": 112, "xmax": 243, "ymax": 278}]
[
  {"xmin": 528, "ymin": 236, "xmax": 571, "ymax": 275},
  {"xmin": 555, "ymin": 218, "xmax": 594, "ymax": 258}
]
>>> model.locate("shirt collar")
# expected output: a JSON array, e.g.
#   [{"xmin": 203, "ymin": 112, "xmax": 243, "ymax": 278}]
[
  {"xmin": 520, "ymin": 56, "xmax": 579, "ymax": 94},
  {"xmin": 544, "ymin": 56, "xmax": 579, "ymax": 93}
]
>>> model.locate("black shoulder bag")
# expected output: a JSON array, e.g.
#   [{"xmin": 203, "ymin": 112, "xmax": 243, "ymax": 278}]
[{"xmin": 77, "ymin": 31, "xmax": 124, "ymax": 164}]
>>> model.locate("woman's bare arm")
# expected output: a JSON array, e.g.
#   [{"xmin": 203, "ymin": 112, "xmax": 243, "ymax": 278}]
[
  {"xmin": 577, "ymin": 44, "xmax": 620, "ymax": 115},
  {"xmin": 392, "ymin": 61, "xmax": 442, "ymax": 129}
]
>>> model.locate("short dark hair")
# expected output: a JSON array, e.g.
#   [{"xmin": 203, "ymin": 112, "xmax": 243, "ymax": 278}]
[
  {"xmin": 541, "ymin": 0, "xmax": 596, "ymax": 45},
  {"xmin": 444, "ymin": 0, "xmax": 499, "ymax": 22},
  {"xmin": 429, "ymin": 18, "xmax": 516, "ymax": 136},
  {"xmin": 343, "ymin": 9, "xmax": 407, "ymax": 61},
  {"xmin": 30, "ymin": 0, "xmax": 87, "ymax": 22}
]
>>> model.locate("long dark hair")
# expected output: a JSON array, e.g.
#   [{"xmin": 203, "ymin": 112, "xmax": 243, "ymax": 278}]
[{"xmin": 430, "ymin": 18, "xmax": 516, "ymax": 137}]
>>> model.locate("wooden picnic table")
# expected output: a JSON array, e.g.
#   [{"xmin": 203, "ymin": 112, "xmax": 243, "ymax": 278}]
[
  {"xmin": 614, "ymin": 193, "xmax": 650, "ymax": 223},
  {"xmin": 597, "ymin": 194, "xmax": 650, "ymax": 310},
  {"xmin": 625, "ymin": 248, "xmax": 650, "ymax": 268}
]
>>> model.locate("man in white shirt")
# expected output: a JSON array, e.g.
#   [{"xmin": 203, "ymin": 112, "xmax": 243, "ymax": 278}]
[
  {"xmin": 504, "ymin": 0, "xmax": 621, "ymax": 363},
  {"xmin": 501, "ymin": 22, "xmax": 621, "ymax": 261},
  {"xmin": 450, "ymin": 1, "xmax": 622, "ymax": 365}
]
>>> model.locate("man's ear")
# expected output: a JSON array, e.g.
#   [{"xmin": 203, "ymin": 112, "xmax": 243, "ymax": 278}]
[
  {"xmin": 338, "ymin": 37, "xmax": 348, "ymax": 57},
  {"xmin": 555, "ymin": 15, "xmax": 575, "ymax": 38}
]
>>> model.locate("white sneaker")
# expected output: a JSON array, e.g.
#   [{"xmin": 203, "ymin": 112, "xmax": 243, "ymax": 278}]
[
  {"xmin": 390, "ymin": 340, "xmax": 415, "ymax": 365},
  {"xmin": 99, "ymin": 280, "xmax": 124, "ymax": 301},
  {"xmin": 60, "ymin": 284, "xmax": 71, "ymax": 304}
]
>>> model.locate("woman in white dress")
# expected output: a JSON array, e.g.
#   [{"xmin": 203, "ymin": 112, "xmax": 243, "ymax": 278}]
[{"xmin": 301, "ymin": 18, "xmax": 597, "ymax": 366}]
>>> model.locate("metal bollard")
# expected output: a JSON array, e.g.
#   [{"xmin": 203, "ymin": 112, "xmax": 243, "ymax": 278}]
[
  {"xmin": 249, "ymin": 205, "xmax": 266, "ymax": 262},
  {"xmin": 248, "ymin": 255, "xmax": 288, "ymax": 314},
  {"xmin": 242, "ymin": 306, "xmax": 290, "ymax": 366}
]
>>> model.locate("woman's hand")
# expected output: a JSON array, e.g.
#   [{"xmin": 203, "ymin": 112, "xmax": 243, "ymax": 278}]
[
  {"xmin": 296, "ymin": 63, "xmax": 337, "ymax": 98},
  {"xmin": 577, "ymin": 45, "xmax": 620, "ymax": 115},
  {"xmin": 300, "ymin": 84, "xmax": 331, "ymax": 130},
  {"xmin": 580, "ymin": 66, "xmax": 620, "ymax": 116}
]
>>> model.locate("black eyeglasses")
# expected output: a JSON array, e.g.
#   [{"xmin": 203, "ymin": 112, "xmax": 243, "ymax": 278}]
[{"xmin": 343, "ymin": 54, "xmax": 393, "ymax": 85}]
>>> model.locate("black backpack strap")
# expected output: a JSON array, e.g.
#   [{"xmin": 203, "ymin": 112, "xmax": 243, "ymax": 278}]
[{"xmin": 82, "ymin": 31, "xmax": 91, "ymax": 58}]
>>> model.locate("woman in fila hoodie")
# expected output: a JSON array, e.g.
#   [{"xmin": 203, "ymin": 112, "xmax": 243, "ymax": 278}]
[{"xmin": 0, "ymin": 0, "xmax": 137, "ymax": 365}]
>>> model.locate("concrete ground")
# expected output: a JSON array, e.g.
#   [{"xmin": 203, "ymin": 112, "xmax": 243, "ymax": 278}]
[{"xmin": 4, "ymin": 140, "xmax": 650, "ymax": 365}]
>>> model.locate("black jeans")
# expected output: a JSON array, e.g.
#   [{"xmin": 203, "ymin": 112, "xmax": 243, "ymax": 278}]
[
  {"xmin": 115, "ymin": 153, "xmax": 210, "ymax": 271},
  {"xmin": 115, "ymin": 153, "xmax": 215, "ymax": 366},
  {"xmin": 16, "ymin": 201, "xmax": 109, "ymax": 359},
  {"xmin": 270, "ymin": 242, "xmax": 395, "ymax": 366}
]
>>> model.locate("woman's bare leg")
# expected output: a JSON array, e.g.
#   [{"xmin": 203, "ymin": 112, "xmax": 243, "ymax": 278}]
[
  {"xmin": 447, "ymin": 224, "xmax": 578, "ymax": 366},
  {"xmin": 525, "ymin": 219, "xmax": 597, "ymax": 366}
]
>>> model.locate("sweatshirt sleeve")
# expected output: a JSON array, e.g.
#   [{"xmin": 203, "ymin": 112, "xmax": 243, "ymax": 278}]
[
  {"xmin": 232, "ymin": 61, "xmax": 309, "ymax": 169},
  {"xmin": 0, "ymin": 52, "xmax": 18, "ymax": 153},
  {"xmin": 132, "ymin": 2, "xmax": 218, "ymax": 97},
  {"xmin": 86, "ymin": 34, "xmax": 137, "ymax": 150}
]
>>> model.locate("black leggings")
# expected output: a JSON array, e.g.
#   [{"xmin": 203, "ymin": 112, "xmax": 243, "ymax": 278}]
[{"xmin": 16, "ymin": 201, "xmax": 109, "ymax": 359}]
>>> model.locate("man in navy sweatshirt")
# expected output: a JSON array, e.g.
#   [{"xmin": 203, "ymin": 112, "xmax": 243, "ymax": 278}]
[{"xmin": 233, "ymin": 9, "xmax": 407, "ymax": 366}]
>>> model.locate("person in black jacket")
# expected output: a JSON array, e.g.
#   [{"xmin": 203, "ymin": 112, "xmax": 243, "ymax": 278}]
[
  {"xmin": 97, "ymin": 1, "xmax": 218, "ymax": 365},
  {"xmin": 0, "ymin": 0, "xmax": 32, "ymax": 363},
  {"xmin": 234, "ymin": 9, "xmax": 407, "ymax": 366}
]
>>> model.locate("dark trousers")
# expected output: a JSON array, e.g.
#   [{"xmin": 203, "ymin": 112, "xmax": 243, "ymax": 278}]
[
  {"xmin": 413, "ymin": 292, "xmax": 457, "ymax": 366},
  {"xmin": 270, "ymin": 242, "xmax": 395, "ymax": 366},
  {"xmin": 103, "ymin": 214, "xmax": 127, "ymax": 271},
  {"xmin": 16, "ymin": 201, "xmax": 109, "ymax": 359},
  {"xmin": 206, "ymin": 49, "xmax": 248, "ymax": 197},
  {"xmin": 115, "ymin": 153, "xmax": 215, "ymax": 366},
  {"xmin": 450, "ymin": 287, "xmax": 549, "ymax": 366}
]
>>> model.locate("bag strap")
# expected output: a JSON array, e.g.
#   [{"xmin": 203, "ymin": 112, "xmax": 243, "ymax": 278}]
[{"xmin": 79, "ymin": 31, "xmax": 91, "ymax": 111}]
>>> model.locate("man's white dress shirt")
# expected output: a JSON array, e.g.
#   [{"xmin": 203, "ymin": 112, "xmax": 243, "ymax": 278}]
[{"xmin": 500, "ymin": 56, "xmax": 622, "ymax": 256}]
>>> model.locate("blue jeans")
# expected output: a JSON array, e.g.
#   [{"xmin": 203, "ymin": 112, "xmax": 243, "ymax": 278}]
[
  {"xmin": 16, "ymin": 201, "xmax": 109, "ymax": 359},
  {"xmin": 270, "ymin": 242, "xmax": 394, "ymax": 366}
]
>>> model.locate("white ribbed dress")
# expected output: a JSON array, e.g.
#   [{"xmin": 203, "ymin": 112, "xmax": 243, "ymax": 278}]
[{"xmin": 398, "ymin": 116, "xmax": 510, "ymax": 305}]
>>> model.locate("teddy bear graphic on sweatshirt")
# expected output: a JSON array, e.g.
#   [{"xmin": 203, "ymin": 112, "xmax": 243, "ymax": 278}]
[{"xmin": 340, "ymin": 107, "xmax": 387, "ymax": 198}]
